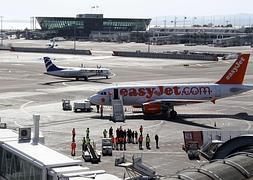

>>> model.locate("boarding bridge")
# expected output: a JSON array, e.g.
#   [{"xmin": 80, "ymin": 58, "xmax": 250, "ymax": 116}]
[
  {"xmin": 199, "ymin": 140, "xmax": 223, "ymax": 160},
  {"xmin": 0, "ymin": 115, "xmax": 120, "ymax": 180},
  {"xmin": 111, "ymin": 88, "xmax": 125, "ymax": 122},
  {"xmin": 115, "ymin": 154, "xmax": 158, "ymax": 179}
]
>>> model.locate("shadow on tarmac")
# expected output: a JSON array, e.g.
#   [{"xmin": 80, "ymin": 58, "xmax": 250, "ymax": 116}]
[
  {"xmin": 179, "ymin": 112, "xmax": 253, "ymax": 121},
  {"xmin": 40, "ymin": 77, "xmax": 111, "ymax": 85},
  {"xmin": 91, "ymin": 112, "xmax": 253, "ymax": 129},
  {"xmin": 90, "ymin": 114, "xmax": 217, "ymax": 129}
]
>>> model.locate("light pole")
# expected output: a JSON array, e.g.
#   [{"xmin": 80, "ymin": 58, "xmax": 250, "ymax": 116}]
[
  {"xmin": 148, "ymin": 37, "xmax": 150, "ymax": 53},
  {"xmin": 183, "ymin": 17, "xmax": 187, "ymax": 28},
  {"xmin": 91, "ymin": 5, "xmax": 99, "ymax": 14},
  {"xmin": 0, "ymin": 16, "xmax": 3, "ymax": 46},
  {"xmin": 174, "ymin": 17, "xmax": 177, "ymax": 27},
  {"xmin": 163, "ymin": 17, "xmax": 167, "ymax": 28},
  {"xmin": 192, "ymin": 17, "xmax": 197, "ymax": 27},
  {"xmin": 74, "ymin": 19, "xmax": 76, "ymax": 51}
]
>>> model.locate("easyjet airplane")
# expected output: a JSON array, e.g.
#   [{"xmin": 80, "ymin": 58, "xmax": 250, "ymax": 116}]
[{"xmin": 89, "ymin": 54, "xmax": 253, "ymax": 118}]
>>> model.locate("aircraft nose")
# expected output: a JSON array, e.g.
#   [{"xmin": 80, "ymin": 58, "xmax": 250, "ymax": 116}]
[
  {"xmin": 109, "ymin": 71, "xmax": 114, "ymax": 76},
  {"xmin": 89, "ymin": 94, "xmax": 100, "ymax": 105}
]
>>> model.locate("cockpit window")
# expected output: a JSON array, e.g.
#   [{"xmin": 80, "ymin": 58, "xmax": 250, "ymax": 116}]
[{"xmin": 98, "ymin": 91, "xmax": 107, "ymax": 95}]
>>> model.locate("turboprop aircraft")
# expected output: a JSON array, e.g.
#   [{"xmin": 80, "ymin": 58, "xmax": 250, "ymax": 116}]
[
  {"xmin": 43, "ymin": 57, "xmax": 113, "ymax": 81},
  {"xmin": 89, "ymin": 54, "xmax": 253, "ymax": 118}
]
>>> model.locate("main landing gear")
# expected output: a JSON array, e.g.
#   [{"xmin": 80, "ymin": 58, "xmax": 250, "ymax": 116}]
[
  {"xmin": 75, "ymin": 77, "xmax": 88, "ymax": 81},
  {"xmin": 169, "ymin": 109, "xmax": 177, "ymax": 120},
  {"xmin": 163, "ymin": 105, "xmax": 177, "ymax": 120}
]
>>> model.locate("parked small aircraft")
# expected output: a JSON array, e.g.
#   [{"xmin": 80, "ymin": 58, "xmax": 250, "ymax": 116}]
[{"xmin": 43, "ymin": 57, "xmax": 113, "ymax": 81}]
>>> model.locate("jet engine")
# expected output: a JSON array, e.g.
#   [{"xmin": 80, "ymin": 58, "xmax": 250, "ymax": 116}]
[{"xmin": 142, "ymin": 103, "xmax": 161, "ymax": 115}]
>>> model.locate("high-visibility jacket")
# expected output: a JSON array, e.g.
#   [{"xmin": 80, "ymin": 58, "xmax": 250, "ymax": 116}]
[
  {"xmin": 146, "ymin": 136, "xmax": 150, "ymax": 143},
  {"xmin": 71, "ymin": 142, "xmax": 76, "ymax": 149}
]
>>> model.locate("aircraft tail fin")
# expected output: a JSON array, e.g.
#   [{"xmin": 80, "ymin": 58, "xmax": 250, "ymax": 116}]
[
  {"xmin": 43, "ymin": 57, "xmax": 62, "ymax": 72},
  {"xmin": 216, "ymin": 53, "xmax": 250, "ymax": 84}
]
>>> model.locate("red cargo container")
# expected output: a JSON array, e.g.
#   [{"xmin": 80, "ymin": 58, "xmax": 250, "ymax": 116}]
[{"xmin": 183, "ymin": 131, "xmax": 203, "ymax": 151}]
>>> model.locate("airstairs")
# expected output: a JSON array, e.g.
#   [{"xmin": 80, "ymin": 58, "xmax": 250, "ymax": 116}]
[{"xmin": 111, "ymin": 98, "xmax": 125, "ymax": 122}]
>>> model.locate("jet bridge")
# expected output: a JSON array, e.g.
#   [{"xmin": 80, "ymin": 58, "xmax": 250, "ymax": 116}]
[{"xmin": 0, "ymin": 115, "xmax": 120, "ymax": 180}]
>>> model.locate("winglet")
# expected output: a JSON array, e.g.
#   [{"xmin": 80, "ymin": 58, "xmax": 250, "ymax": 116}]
[{"xmin": 216, "ymin": 54, "xmax": 250, "ymax": 84}]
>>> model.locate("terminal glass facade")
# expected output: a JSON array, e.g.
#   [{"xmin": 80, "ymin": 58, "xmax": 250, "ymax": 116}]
[
  {"xmin": 36, "ymin": 16, "xmax": 151, "ymax": 38},
  {"xmin": 0, "ymin": 146, "xmax": 42, "ymax": 180}
]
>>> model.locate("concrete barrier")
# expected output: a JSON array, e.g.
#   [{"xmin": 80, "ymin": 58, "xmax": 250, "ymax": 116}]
[
  {"xmin": 9, "ymin": 47, "xmax": 92, "ymax": 55},
  {"xmin": 113, "ymin": 51, "xmax": 218, "ymax": 61}
]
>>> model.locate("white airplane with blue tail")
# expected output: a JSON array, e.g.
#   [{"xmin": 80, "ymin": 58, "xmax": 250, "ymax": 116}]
[{"xmin": 43, "ymin": 57, "xmax": 113, "ymax": 81}]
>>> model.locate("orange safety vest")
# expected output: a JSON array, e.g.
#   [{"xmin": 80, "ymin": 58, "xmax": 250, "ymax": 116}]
[{"xmin": 138, "ymin": 136, "xmax": 143, "ymax": 142}]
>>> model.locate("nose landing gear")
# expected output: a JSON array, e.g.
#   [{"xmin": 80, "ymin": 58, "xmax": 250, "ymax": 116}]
[{"xmin": 170, "ymin": 110, "xmax": 177, "ymax": 120}]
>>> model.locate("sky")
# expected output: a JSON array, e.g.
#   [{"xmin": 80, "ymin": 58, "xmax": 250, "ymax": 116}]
[{"xmin": 1, "ymin": 0, "xmax": 253, "ymax": 20}]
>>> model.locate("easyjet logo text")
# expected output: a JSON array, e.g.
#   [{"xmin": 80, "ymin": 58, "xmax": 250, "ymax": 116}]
[
  {"xmin": 119, "ymin": 86, "xmax": 212, "ymax": 98},
  {"xmin": 226, "ymin": 57, "xmax": 245, "ymax": 80}
]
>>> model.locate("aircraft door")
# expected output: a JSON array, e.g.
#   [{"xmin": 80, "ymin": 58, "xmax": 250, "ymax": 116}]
[
  {"xmin": 215, "ymin": 86, "xmax": 221, "ymax": 98},
  {"xmin": 113, "ymin": 88, "xmax": 119, "ymax": 100}
]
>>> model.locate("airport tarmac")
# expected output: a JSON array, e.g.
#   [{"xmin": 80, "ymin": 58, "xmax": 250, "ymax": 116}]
[{"xmin": 1, "ymin": 40, "xmax": 253, "ymax": 178}]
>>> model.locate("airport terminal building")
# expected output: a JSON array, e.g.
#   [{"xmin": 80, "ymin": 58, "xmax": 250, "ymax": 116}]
[{"xmin": 36, "ymin": 14, "xmax": 151, "ymax": 41}]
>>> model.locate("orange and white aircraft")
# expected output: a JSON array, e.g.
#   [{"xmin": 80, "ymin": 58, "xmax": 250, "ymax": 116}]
[{"xmin": 89, "ymin": 54, "xmax": 253, "ymax": 118}]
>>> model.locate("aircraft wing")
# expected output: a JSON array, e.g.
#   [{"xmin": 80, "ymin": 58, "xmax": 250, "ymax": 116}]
[{"xmin": 143, "ymin": 99, "xmax": 210, "ymax": 106}]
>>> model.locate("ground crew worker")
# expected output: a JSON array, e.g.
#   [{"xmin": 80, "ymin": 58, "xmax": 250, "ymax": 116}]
[
  {"xmin": 134, "ymin": 131, "xmax": 138, "ymax": 144},
  {"xmin": 100, "ymin": 105, "xmax": 103, "ymax": 118},
  {"xmin": 138, "ymin": 135, "xmax": 143, "ymax": 150},
  {"xmin": 86, "ymin": 128, "xmax": 90, "ymax": 139},
  {"xmin": 82, "ymin": 137, "xmax": 87, "ymax": 151},
  {"xmin": 131, "ymin": 131, "xmax": 135, "ymax": 144},
  {"xmin": 103, "ymin": 129, "xmax": 108, "ymax": 138},
  {"xmin": 72, "ymin": 128, "xmax": 76, "ymax": 142},
  {"xmin": 109, "ymin": 127, "xmax": 113, "ymax": 138},
  {"xmin": 71, "ymin": 141, "xmax": 76, "ymax": 156},
  {"xmin": 146, "ymin": 134, "xmax": 151, "ymax": 149},
  {"xmin": 123, "ymin": 129, "xmax": 127, "ymax": 150},
  {"xmin": 96, "ymin": 105, "xmax": 100, "ymax": 113},
  {"xmin": 139, "ymin": 125, "xmax": 143, "ymax": 136},
  {"xmin": 86, "ymin": 137, "xmax": 90, "ymax": 145},
  {"xmin": 155, "ymin": 134, "xmax": 159, "ymax": 149}
]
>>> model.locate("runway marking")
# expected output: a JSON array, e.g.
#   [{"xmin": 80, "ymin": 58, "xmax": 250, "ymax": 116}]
[
  {"xmin": 110, "ymin": 73, "xmax": 116, "ymax": 78},
  {"xmin": 241, "ymin": 106, "xmax": 251, "ymax": 111},
  {"xmin": 20, "ymin": 101, "xmax": 34, "ymax": 117},
  {"xmin": 246, "ymin": 121, "xmax": 252, "ymax": 131},
  {"xmin": 145, "ymin": 121, "xmax": 164, "ymax": 129},
  {"xmin": 14, "ymin": 100, "xmax": 34, "ymax": 128},
  {"xmin": 14, "ymin": 121, "xmax": 23, "ymax": 127},
  {"xmin": 62, "ymin": 82, "xmax": 68, "ymax": 86}
]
